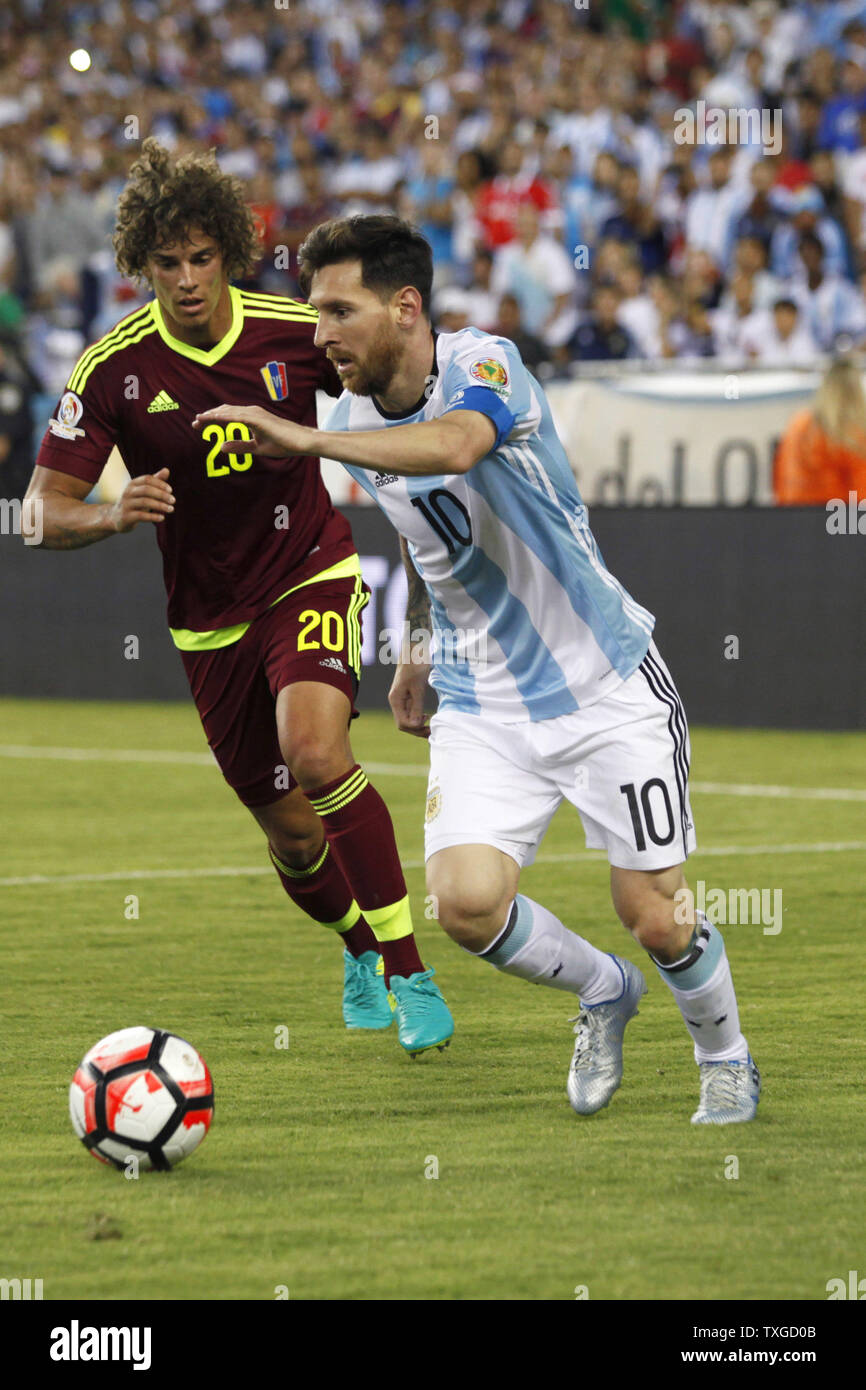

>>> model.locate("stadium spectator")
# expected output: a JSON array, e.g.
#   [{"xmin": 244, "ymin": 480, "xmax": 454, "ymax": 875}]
[
  {"xmin": 462, "ymin": 248, "xmax": 500, "ymax": 332},
  {"xmin": 328, "ymin": 120, "xmax": 403, "ymax": 215},
  {"xmin": 476, "ymin": 139, "xmax": 559, "ymax": 251},
  {"xmin": 399, "ymin": 140, "xmax": 456, "ymax": 285},
  {"xmin": 730, "ymin": 233, "xmax": 783, "ymax": 310},
  {"xmin": 711, "ymin": 270, "xmax": 760, "ymax": 360},
  {"xmin": 554, "ymin": 148, "xmax": 622, "ymax": 266},
  {"xmin": 791, "ymin": 231, "xmax": 866, "ymax": 353},
  {"xmin": 733, "ymin": 158, "xmax": 785, "ymax": 249},
  {"xmin": 449, "ymin": 148, "xmax": 486, "ymax": 279},
  {"xmin": 432, "ymin": 285, "xmax": 470, "ymax": 334},
  {"xmin": 774, "ymin": 359, "xmax": 866, "ymax": 503},
  {"xmin": 677, "ymin": 298, "xmax": 717, "ymax": 359},
  {"xmin": 569, "ymin": 284, "xmax": 636, "ymax": 363},
  {"xmin": 273, "ymin": 160, "xmax": 341, "ymax": 296},
  {"xmin": 739, "ymin": 296, "xmax": 820, "ymax": 365},
  {"xmin": 769, "ymin": 185, "xmax": 848, "ymax": 280},
  {"xmin": 839, "ymin": 109, "xmax": 866, "ymax": 248},
  {"xmin": 615, "ymin": 257, "xmax": 658, "ymax": 359},
  {"xmin": 816, "ymin": 55, "xmax": 866, "ymax": 153},
  {"xmin": 684, "ymin": 147, "xmax": 749, "ymax": 274},
  {"xmin": 792, "ymin": 90, "xmax": 825, "ymax": 163},
  {"xmin": 493, "ymin": 292, "xmax": 551, "ymax": 377},
  {"xmin": 491, "ymin": 201, "xmax": 578, "ymax": 349},
  {"xmin": 601, "ymin": 162, "xmax": 668, "ymax": 275}
]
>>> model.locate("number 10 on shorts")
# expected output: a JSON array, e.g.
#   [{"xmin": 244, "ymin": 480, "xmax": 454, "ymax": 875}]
[{"xmin": 619, "ymin": 779, "xmax": 675, "ymax": 851}]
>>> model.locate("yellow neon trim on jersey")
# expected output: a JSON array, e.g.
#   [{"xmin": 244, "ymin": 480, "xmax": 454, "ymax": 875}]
[
  {"xmin": 67, "ymin": 304, "xmax": 153, "ymax": 383},
  {"xmin": 151, "ymin": 284, "xmax": 245, "ymax": 365},
  {"xmin": 68, "ymin": 315, "xmax": 158, "ymax": 394},
  {"xmin": 68, "ymin": 306, "xmax": 154, "ymax": 390},
  {"xmin": 242, "ymin": 310, "xmax": 320, "ymax": 322},
  {"xmin": 239, "ymin": 291, "xmax": 317, "ymax": 312},
  {"xmin": 169, "ymin": 552, "xmax": 362, "ymax": 651}
]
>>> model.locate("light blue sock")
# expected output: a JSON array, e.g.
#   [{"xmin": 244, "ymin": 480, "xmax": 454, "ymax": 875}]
[
  {"xmin": 653, "ymin": 914, "xmax": 748, "ymax": 1062},
  {"xmin": 475, "ymin": 894, "xmax": 622, "ymax": 1002}
]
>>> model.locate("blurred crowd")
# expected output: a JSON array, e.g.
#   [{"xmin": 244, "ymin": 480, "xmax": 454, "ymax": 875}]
[{"xmin": 4, "ymin": 0, "xmax": 866, "ymax": 492}]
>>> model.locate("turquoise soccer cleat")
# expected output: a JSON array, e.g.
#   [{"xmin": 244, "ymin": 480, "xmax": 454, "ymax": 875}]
[
  {"xmin": 342, "ymin": 950, "xmax": 394, "ymax": 1030},
  {"xmin": 388, "ymin": 967, "xmax": 454, "ymax": 1057},
  {"xmin": 567, "ymin": 956, "xmax": 647, "ymax": 1115},
  {"xmin": 691, "ymin": 1054, "xmax": 761, "ymax": 1125}
]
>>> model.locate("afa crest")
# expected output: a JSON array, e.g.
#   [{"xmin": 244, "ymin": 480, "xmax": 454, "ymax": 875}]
[{"xmin": 425, "ymin": 786, "xmax": 442, "ymax": 824}]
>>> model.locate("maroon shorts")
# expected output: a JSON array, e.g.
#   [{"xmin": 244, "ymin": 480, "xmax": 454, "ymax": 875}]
[{"xmin": 181, "ymin": 575, "xmax": 370, "ymax": 808}]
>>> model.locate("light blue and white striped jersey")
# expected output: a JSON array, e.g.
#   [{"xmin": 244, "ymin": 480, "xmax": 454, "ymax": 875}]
[{"xmin": 327, "ymin": 327, "xmax": 654, "ymax": 721}]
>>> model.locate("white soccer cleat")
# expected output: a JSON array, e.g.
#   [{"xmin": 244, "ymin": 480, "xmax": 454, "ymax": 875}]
[
  {"xmin": 567, "ymin": 956, "xmax": 647, "ymax": 1115},
  {"xmin": 691, "ymin": 1054, "xmax": 761, "ymax": 1125}
]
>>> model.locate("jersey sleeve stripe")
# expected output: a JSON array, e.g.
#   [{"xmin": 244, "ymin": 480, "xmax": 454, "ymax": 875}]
[
  {"xmin": 67, "ymin": 308, "xmax": 155, "ymax": 392},
  {"xmin": 69, "ymin": 321, "xmax": 158, "ymax": 394},
  {"xmin": 241, "ymin": 309, "xmax": 321, "ymax": 322}
]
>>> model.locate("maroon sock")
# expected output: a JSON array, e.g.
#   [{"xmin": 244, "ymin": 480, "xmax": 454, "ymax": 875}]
[
  {"xmin": 268, "ymin": 841, "xmax": 379, "ymax": 958},
  {"xmin": 306, "ymin": 765, "xmax": 425, "ymax": 984}
]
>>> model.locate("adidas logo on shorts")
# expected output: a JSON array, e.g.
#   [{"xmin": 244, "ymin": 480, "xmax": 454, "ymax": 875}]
[{"xmin": 319, "ymin": 657, "xmax": 346, "ymax": 673}]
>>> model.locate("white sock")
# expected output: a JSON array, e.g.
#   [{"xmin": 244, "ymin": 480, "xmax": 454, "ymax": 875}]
[
  {"xmin": 473, "ymin": 894, "xmax": 622, "ymax": 1002},
  {"xmin": 653, "ymin": 915, "xmax": 748, "ymax": 1063}
]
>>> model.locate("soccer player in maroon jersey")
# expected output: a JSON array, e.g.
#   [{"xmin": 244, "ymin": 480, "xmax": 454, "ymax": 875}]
[{"xmin": 24, "ymin": 139, "xmax": 453, "ymax": 1057}]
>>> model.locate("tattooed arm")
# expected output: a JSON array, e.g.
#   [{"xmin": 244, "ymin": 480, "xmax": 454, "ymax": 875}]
[
  {"xmin": 24, "ymin": 465, "xmax": 175, "ymax": 549},
  {"xmin": 388, "ymin": 535, "xmax": 433, "ymax": 739},
  {"xmin": 401, "ymin": 533, "xmax": 431, "ymax": 636}
]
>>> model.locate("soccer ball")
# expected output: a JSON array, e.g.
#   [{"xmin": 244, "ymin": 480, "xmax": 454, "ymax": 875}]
[{"xmin": 69, "ymin": 1026, "xmax": 214, "ymax": 1171}]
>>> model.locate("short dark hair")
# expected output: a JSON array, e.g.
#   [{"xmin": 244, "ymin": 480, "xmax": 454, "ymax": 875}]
[{"xmin": 297, "ymin": 215, "xmax": 433, "ymax": 317}]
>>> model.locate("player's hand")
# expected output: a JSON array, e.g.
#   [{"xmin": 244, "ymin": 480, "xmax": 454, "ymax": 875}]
[
  {"xmin": 109, "ymin": 468, "xmax": 175, "ymax": 533},
  {"xmin": 191, "ymin": 404, "xmax": 309, "ymax": 458},
  {"xmin": 388, "ymin": 661, "xmax": 432, "ymax": 739}
]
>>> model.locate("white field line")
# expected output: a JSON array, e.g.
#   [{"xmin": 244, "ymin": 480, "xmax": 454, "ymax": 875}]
[
  {"xmin": 1, "ymin": 744, "xmax": 865, "ymax": 802},
  {"xmin": 2, "ymin": 841, "xmax": 865, "ymax": 889}
]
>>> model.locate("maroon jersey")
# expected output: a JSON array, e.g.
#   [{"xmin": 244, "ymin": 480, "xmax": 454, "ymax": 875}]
[{"xmin": 36, "ymin": 287, "xmax": 354, "ymax": 633}]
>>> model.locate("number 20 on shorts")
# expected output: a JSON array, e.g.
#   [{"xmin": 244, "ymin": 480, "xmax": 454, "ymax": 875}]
[{"xmin": 297, "ymin": 609, "xmax": 345, "ymax": 652}]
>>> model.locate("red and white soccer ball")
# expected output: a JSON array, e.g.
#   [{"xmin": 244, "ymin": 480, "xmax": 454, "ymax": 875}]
[{"xmin": 69, "ymin": 1026, "xmax": 214, "ymax": 1171}]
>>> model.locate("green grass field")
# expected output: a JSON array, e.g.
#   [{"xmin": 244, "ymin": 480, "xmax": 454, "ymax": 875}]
[{"xmin": 1, "ymin": 696, "xmax": 864, "ymax": 1301}]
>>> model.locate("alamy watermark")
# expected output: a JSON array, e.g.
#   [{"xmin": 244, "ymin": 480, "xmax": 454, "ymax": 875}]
[
  {"xmin": 1, "ymin": 496, "xmax": 43, "ymax": 545},
  {"xmin": 1, "ymin": 1276, "xmax": 43, "ymax": 1299},
  {"xmin": 674, "ymin": 101, "xmax": 782, "ymax": 156},
  {"xmin": 826, "ymin": 492, "xmax": 866, "ymax": 535},
  {"xmin": 675, "ymin": 881, "xmax": 782, "ymax": 935},
  {"xmin": 378, "ymin": 622, "xmax": 488, "ymax": 666}
]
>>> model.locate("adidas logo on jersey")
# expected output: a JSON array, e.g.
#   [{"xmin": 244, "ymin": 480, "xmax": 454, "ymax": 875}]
[
  {"xmin": 147, "ymin": 391, "xmax": 180, "ymax": 413},
  {"xmin": 374, "ymin": 471, "xmax": 399, "ymax": 487},
  {"xmin": 319, "ymin": 657, "xmax": 346, "ymax": 673}
]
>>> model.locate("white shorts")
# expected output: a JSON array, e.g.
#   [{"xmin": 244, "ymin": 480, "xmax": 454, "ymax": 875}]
[{"xmin": 424, "ymin": 641, "xmax": 696, "ymax": 872}]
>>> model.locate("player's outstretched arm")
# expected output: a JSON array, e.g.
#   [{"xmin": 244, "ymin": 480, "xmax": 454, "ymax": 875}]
[
  {"xmin": 388, "ymin": 535, "xmax": 434, "ymax": 739},
  {"xmin": 25, "ymin": 465, "xmax": 175, "ymax": 550},
  {"xmin": 191, "ymin": 404, "xmax": 497, "ymax": 476}
]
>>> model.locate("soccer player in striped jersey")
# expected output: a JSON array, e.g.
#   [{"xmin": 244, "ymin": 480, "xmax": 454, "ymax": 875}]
[
  {"xmin": 24, "ymin": 146, "xmax": 453, "ymax": 1059},
  {"xmin": 193, "ymin": 215, "xmax": 761, "ymax": 1125}
]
